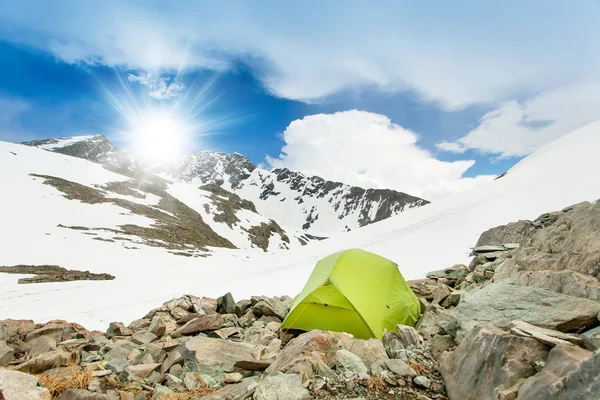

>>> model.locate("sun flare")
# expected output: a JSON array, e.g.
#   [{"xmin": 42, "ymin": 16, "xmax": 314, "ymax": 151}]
[{"xmin": 129, "ymin": 113, "xmax": 192, "ymax": 165}]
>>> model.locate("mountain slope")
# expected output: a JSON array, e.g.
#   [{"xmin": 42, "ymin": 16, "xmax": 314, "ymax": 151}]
[
  {"xmin": 2, "ymin": 120, "xmax": 599, "ymax": 330},
  {"xmin": 0, "ymin": 142, "xmax": 314, "ymax": 257}
]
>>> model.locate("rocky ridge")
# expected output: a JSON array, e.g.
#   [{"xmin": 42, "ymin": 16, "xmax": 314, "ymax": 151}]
[{"xmin": 1, "ymin": 201, "xmax": 600, "ymax": 399}]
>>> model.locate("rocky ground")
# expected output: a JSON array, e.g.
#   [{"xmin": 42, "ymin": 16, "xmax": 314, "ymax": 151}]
[
  {"xmin": 0, "ymin": 265, "xmax": 115, "ymax": 284},
  {"xmin": 1, "ymin": 201, "xmax": 599, "ymax": 399}
]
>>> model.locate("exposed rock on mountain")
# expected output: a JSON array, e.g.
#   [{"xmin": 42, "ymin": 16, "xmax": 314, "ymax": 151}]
[{"xmin": 22, "ymin": 135, "xmax": 137, "ymax": 171}]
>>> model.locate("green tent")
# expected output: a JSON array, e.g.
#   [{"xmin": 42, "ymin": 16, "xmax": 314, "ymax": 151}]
[{"xmin": 281, "ymin": 248, "xmax": 421, "ymax": 340}]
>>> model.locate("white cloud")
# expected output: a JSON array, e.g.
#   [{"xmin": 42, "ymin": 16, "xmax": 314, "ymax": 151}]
[
  {"xmin": 127, "ymin": 72, "xmax": 185, "ymax": 100},
  {"xmin": 267, "ymin": 110, "xmax": 496, "ymax": 200},
  {"xmin": 0, "ymin": 96, "xmax": 31, "ymax": 142},
  {"xmin": 436, "ymin": 83, "xmax": 600, "ymax": 158},
  {"xmin": 1, "ymin": 2, "xmax": 599, "ymax": 109}
]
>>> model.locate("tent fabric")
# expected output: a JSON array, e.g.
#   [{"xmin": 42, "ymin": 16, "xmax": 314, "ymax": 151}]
[{"xmin": 281, "ymin": 248, "xmax": 421, "ymax": 340}]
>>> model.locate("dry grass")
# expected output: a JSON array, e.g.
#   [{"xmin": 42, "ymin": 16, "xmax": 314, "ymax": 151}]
[
  {"xmin": 156, "ymin": 387, "xmax": 219, "ymax": 400},
  {"xmin": 408, "ymin": 362, "xmax": 429, "ymax": 376},
  {"xmin": 37, "ymin": 365, "xmax": 92, "ymax": 398},
  {"xmin": 366, "ymin": 376, "xmax": 387, "ymax": 391}
]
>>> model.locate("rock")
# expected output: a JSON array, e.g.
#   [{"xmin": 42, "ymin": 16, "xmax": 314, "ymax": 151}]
[
  {"xmin": 430, "ymin": 335, "xmax": 455, "ymax": 359},
  {"xmin": 202, "ymin": 380, "xmax": 257, "ymax": 400},
  {"xmin": 0, "ymin": 341, "xmax": 14, "ymax": 367},
  {"xmin": 169, "ymin": 363, "xmax": 183, "ymax": 377},
  {"xmin": 0, "ymin": 370, "xmax": 51, "ymax": 400},
  {"xmin": 493, "ymin": 202, "xmax": 600, "ymax": 301},
  {"xmin": 413, "ymin": 376, "xmax": 431, "ymax": 389},
  {"xmin": 510, "ymin": 320, "xmax": 583, "ymax": 347},
  {"xmin": 253, "ymin": 298, "xmax": 288, "ymax": 320},
  {"xmin": 394, "ymin": 325, "xmax": 421, "ymax": 348},
  {"xmin": 28, "ymin": 336, "xmax": 57, "ymax": 358},
  {"xmin": 456, "ymin": 280, "xmax": 600, "ymax": 334},
  {"xmin": 127, "ymin": 318, "xmax": 150, "ymax": 332},
  {"xmin": 1, "ymin": 320, "xmax": 36, "ymax": 340},
  {"xmin": 178, "ymin": 314, "xmax": 223, "ymax": 335},
  {"xmin": 518, "ymin": 344, "xmax": 599, "ymax": 399},
  {"xmin": 223, "ymin": 372, "xmax": 243, "ymax": 383},
  {"xmin": 124, "ymin": 363, "xmax": 161, "ymax": 378},
  {"xmin": 266, "ymin": 330, "xmax": 351, "ymax": 381},
  {"xmin": 15, "ymin": 348, "xmax": 73, "ymax": 373},
  {"xmin": 152, "ymin": 384, "xmax": 172, "ymax": 400},
  {"xmin": 382, "ymin": 331, "xmax": 405, "ymax": 358},
  {"xmin": 343, "ymin": 338, "xmax": 389, "ymax": 372},
  {"xmin": 106, "ymin": 322, "xmax": 132, "ymax": 338},
  {"xmin": 475, "ymin": 220, "xmax": 535, "ymax": 248},
  {"xmin": 254, "ymin": 372, "xmax": 310, "ymax": 400},
  {"xmin": 234, "ymin": 299, "xmax": 252, "ymax": 317},
  {"xmin": 441, "ymin": 291, "xmax": 463, "ymax": 308},
  {"xmin": 439, "ymin": 325, "xmax": 549, "ymax": 400},
  {"xmin": 335, "ymin": 349, "xmax": 368, "ymax": 378},
  {"xmin": 179, "ymin": 336, "xmax": 261, "ymax": 373},
  {"xmin": 160, "ymin": 348, "xmax": 183, "ymax": 374},
  {"xmin": 57, "ymin": 389, "xmax": 107, "ymax": 399},
  {"xmin": 384, "ymin": 359, "xmax": 416, "ymax": 377},
  {"xmin": 234, "ymin": 360, "xmax": 271, "ymax": 371},
  {"xmin": 217, "ymin": 292, "xmax": 236, "ymax": 314},
  {"xmin": 130, "ymin": 330, "xmax": 157, "ymax": 345},
  {"xmin": 169, "ymin": 306, "xmax": 189, "ymax": 320},
  {"xmin": 163, "ymin": 373, "xmax": 184, "ymax": 390},
  {"xmin": 105, "ymin": 357, "xmax": 128, "ymax": 374},
  {"xmin": 431, "ymin": 284, "xmax": 452, "ymax": 305},
  {"xmin": 581, "ymin": 325, "xmax": 600, "ymax": 351},
  {"xmin": 148, "ymin": 316, "xmax": 167, "ymax": 337},
  {"xmin": 24, "ymin": 323, "xmax": 68, "ymax": 344}
]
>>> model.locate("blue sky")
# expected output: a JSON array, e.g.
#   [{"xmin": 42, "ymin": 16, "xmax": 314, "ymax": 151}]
[{"xmin": 1, "ymin": 1, "xmax": 600, "ymax": 199}]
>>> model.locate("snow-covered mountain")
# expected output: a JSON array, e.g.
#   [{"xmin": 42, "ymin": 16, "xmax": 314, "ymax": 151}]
[
  {"xmin": 3, "ymin": 119, "xmax": 600, "ymax": 330},
  {"xmin": 3, "ymin": 141, "xmax": 319, "ymax": 254},
  {"xmin": 25, "ymin": 135, "xmax": 430, "ymax": 235}
]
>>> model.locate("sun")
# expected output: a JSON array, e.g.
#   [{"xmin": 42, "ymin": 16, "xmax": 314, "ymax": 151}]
[{"xmin": 129, "ymin": 113, "xmax": 192, "ymax": 166}]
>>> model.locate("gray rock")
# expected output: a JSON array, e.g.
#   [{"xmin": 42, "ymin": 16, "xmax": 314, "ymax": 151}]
[
  {"xmin": 394, "ymin": 324, "xmax": 421, "ymax": 348},
  {"xmin": 105, "ymin": 357, "xmax": 128, "ymax": 373},
  {"xmin": 430, "ymin": 335, "xmax": 455, "ymax": 359},
  {"xmin": 253, "ymin": 298, "xmax": 288, "ymax": 320},
  {"xmin": 494, "ymin": 202, "xmax": 600, "ymax": 301},
  {"xmin": 510, "ymin": 320, "xmax": 582, "ymax": 347},
  {"xmin": 152, "ymin": 384, "xmax": 172, "ymax": 400},
  {"xmin": 28, "ymin": 336, "xmax": 57, "ymax": 358},
  {"xmin": 201, "ymin": 380, "xmax": 257, "ymax": 400},
  {"xmin": 131, "ymin": 330, "xmax": 157, "ymax": 345},
  {"xmin": 456, "ymin": 280, "xmax": 600, "ymax": 333},
  {"xmin": 148, "ymin": 316, "xmax": 167, "ymax": 337},
  {"xmin": 335, "ymin": 349, "xmax": 368, "ymax": 378},
  {"xmin": 106, "ymin": 322, "xmax": 132, "ymax": 338},
  {"xmin": 160, "ymin": 348, "xmax": 183, "ymax": 374},
  {"xmin": 413, "ymin": 375, "xmax": 431, "ymax": 389},
  {"xmin": 15, "ymin": 348, "xmax": 73, "ymax": 373},
  {"xmin": 178, "ymin": 314, "xmax": 223, "ymax": 335},
  {"xmin": 475, "ymin": 220, "xmax": 536, "ymax": 248},
  {"xmin": 163, "ymin": 373, "xmax": 184, "ymax": 390},
  {"xmin": 581, "ymin": 325, "xmax": 600, "ymax": 351},
  {"xmin": 58, "ymin": 389, "xmax": 107, "ymax": 399},
  {"xmin": 254, "ymin": 372, "xmax": 310, "ymax": 400},
  {"xmin": 169, "ymin": 363, "xmax": 183, "ymax": 378},
  {"xmin": 0, "ymin": 340, "xmax": 14, "ymax": 367},
  {"xmin": 266, "ymin": 330, "xmax": 351, "ymax": 381},
  {"xmin": 0, "ymin": 370, "xmax": 52, "ymax": 400},
  {"xmin": 382, "ymin": 330, "xmax": 405, "ymax": 358},
  {"xmin": 439, "ymin": 325, "xmax": 548, "ymax": 400},
  {"xmin": 518, "ymin": 344, "xmax": 599, "ymax": 399},
  {"xmin": 124, "ymin": 362, "xmax": 161, "ymax": 378},
  {"xmin": 384, "ymin": 359, "xmax": 416, "ymax": 377},
  {"xmin": 223, "ymin": 372, "xmax": 243, "ymax": 383},
  {"xmin": 234, "ymin": 299, "xmax": 252, "ymax": 317},
  {"xmin": 217, "ymin": 292, "xmax": 236, "ymax": 314},
  {"xmin": 343, "ymin": 338, "xmax": 389, "ymax": 373},
  {"xmin": 179, "ymin": 336, "xmax": 261, "ymax": 373}
]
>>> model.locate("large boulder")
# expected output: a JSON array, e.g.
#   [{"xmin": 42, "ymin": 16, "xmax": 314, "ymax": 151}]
[
  {"xmin": 439, "ymin": 325, "xmax": 549, "ymax": 400},
  {"xmin": 0, "ymin": 370, "xmax": 51, "ymax": 400},
  {"xmin": 252, "ymin": 297, "xmax": 289, "ymax": 321},
  {"xmin": 342, "ymin": 338, "xmax": 389, "ymax": 372},
  {"xmin": 179, "ymin": 336, "xmax": 261, "ymax": 374},
  {"xmin": 15, "ymin": 348, "xmax": 73, "ymax": 373},
  {"xmin": 475, "ymin": 220, "xmax": 536, "ymax": 247},
  {"xmin": 266, "ymin": 330, "xmax": 352, "ymax": 382},
  {"xmin": 254, "ymin": 372, "xmax": 310, "ymax": 400},
  {"xmin": 177, "ymin": 314, "xmax": 223, "ymax": 336},
  {"xmin": 493, "ymin": 202, "xmax": 600, "ymax": 301},
  {"xmin": 456, "ymin": 280, "xmax": 600, "ymax": 334},
  {"xmin": 517, "ymin": 344, "xmax": 599, "ymax": 399}
]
